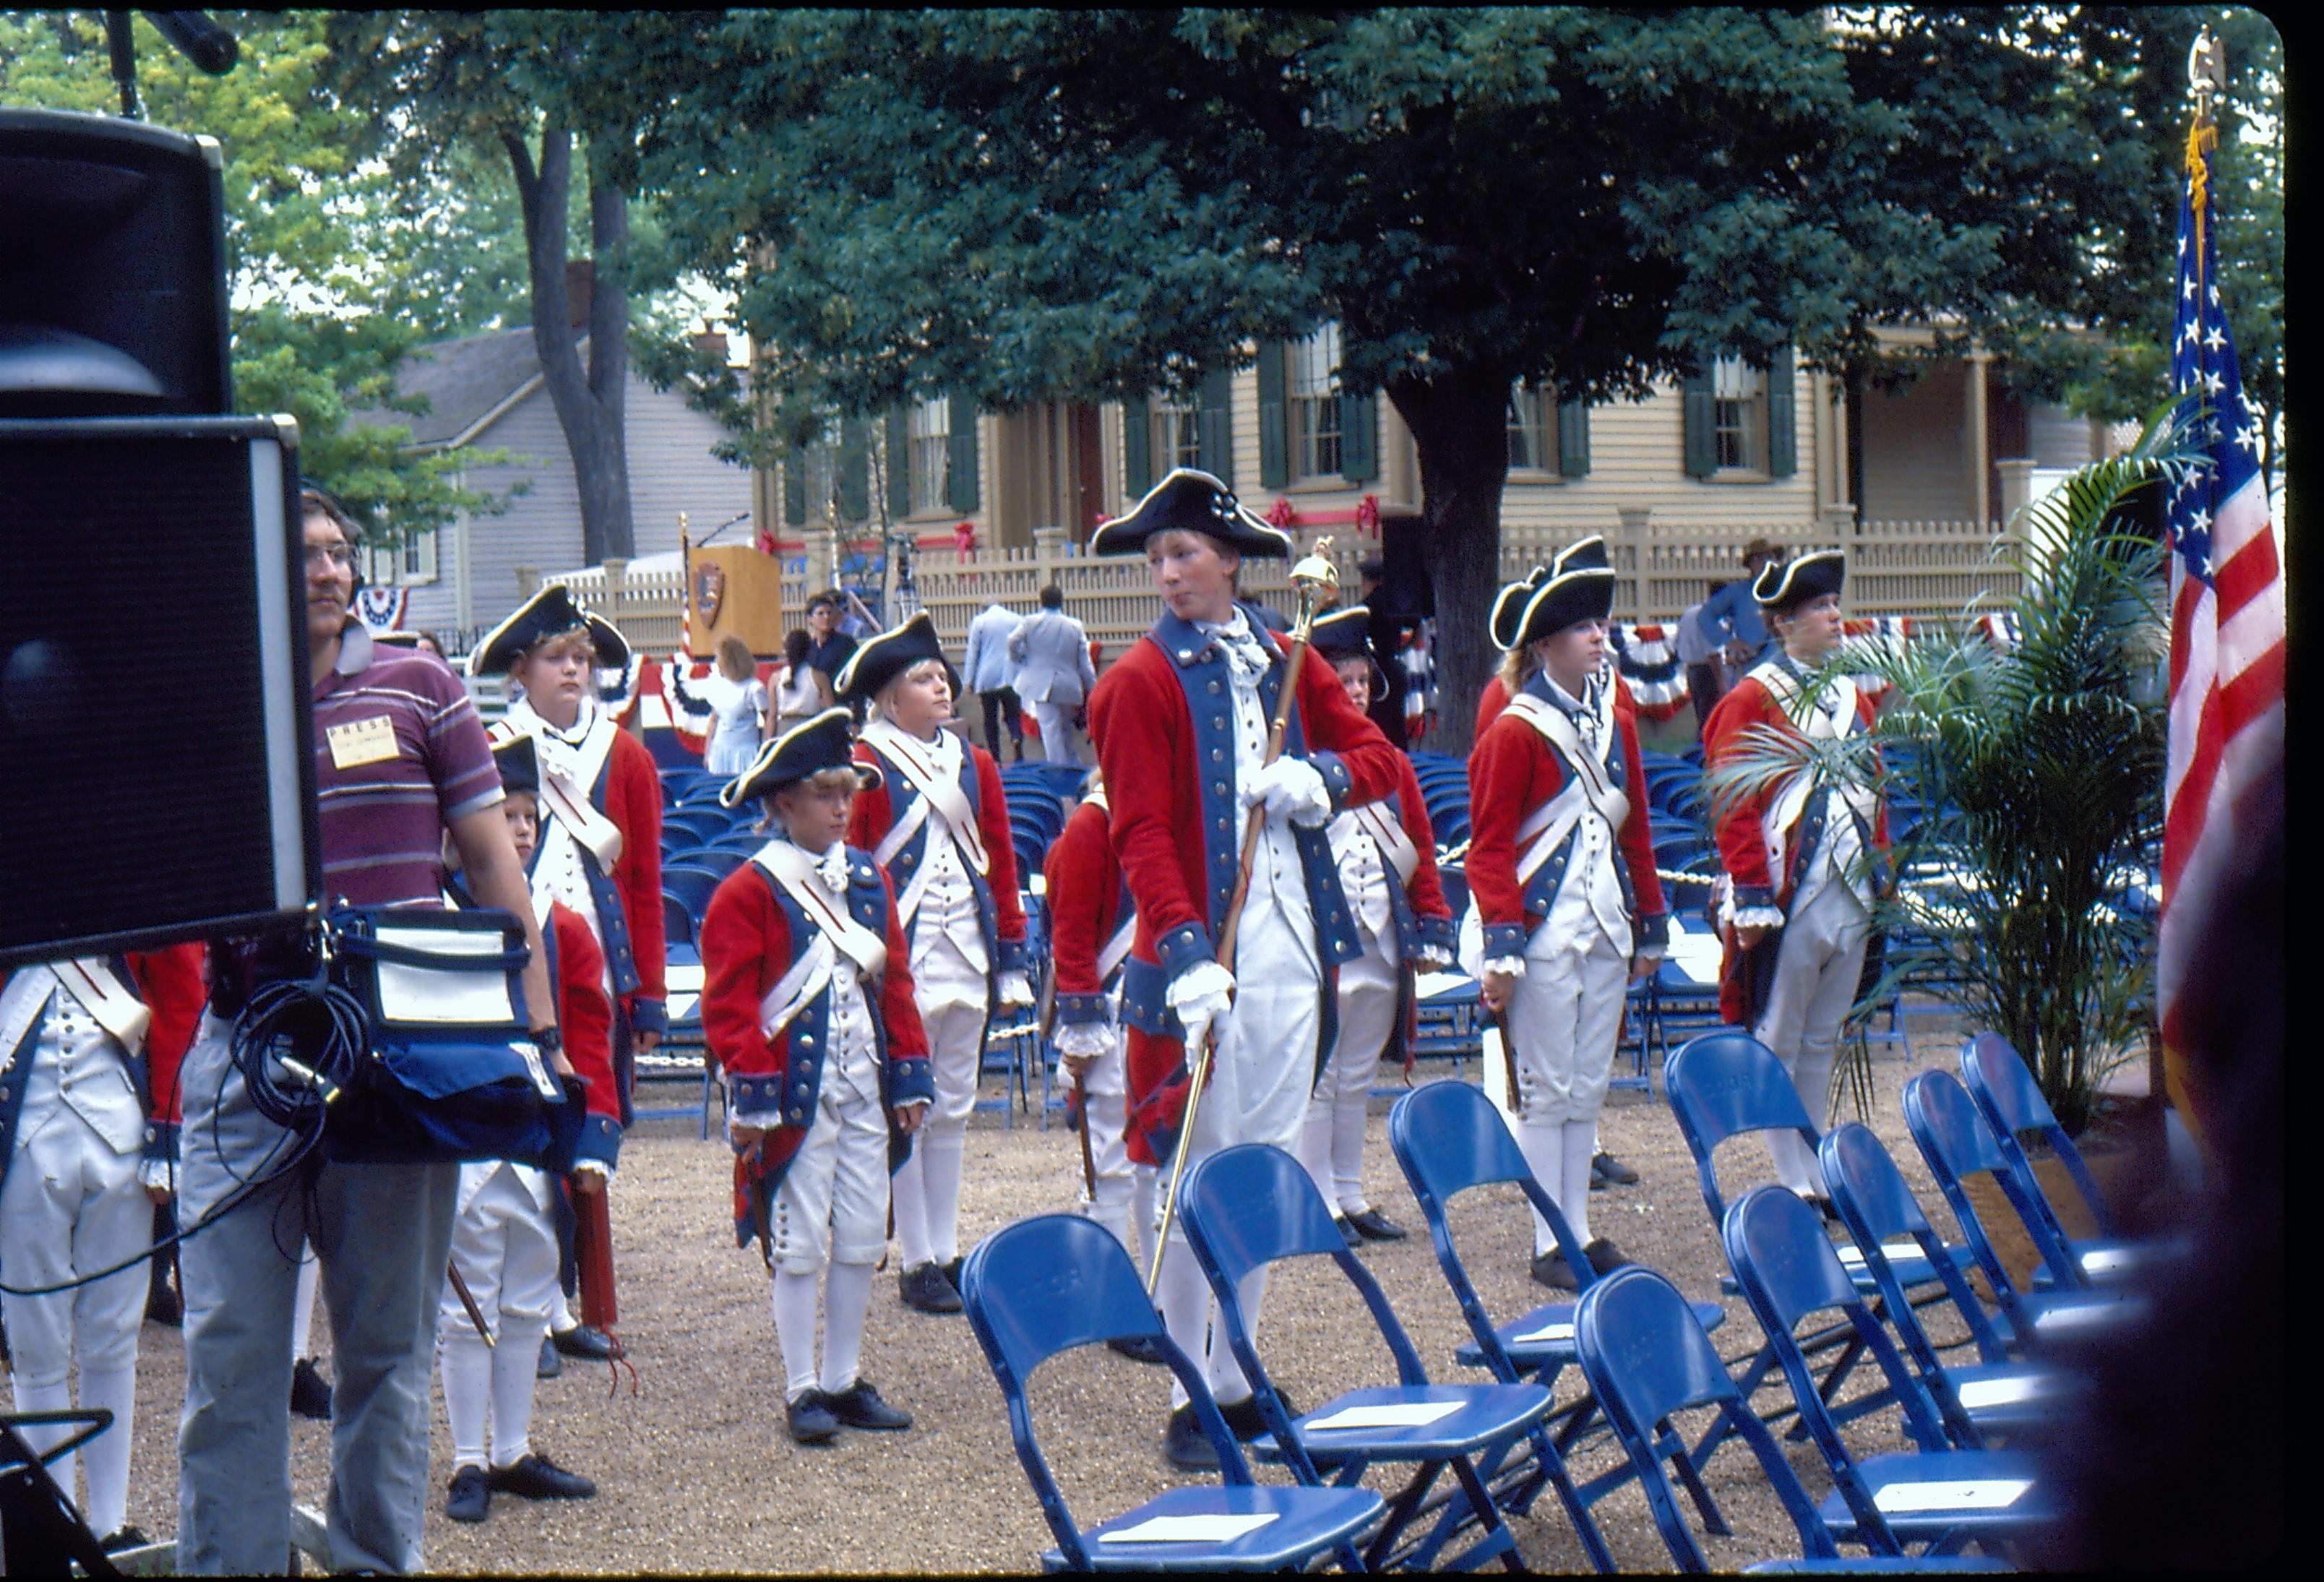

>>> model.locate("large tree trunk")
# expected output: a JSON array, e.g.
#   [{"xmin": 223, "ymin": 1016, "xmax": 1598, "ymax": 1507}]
[
  {"xmin": 505, "ymin": 128, "xmax": 636, "ymax": 567},
  {"xmin": 1386, "ymin": 361, "xmax": 1518, "ymax": 757}
]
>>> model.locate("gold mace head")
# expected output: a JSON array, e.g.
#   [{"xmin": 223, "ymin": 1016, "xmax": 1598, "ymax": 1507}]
[{"xmin": 1288, "ymin": 535, "xmax": 1340, "ymax": 640}]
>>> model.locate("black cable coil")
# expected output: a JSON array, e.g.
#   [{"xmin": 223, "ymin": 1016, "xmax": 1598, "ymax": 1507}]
[{"xmin": 229, "ymin": 975, "xmax": 370, "ymax": 1130}]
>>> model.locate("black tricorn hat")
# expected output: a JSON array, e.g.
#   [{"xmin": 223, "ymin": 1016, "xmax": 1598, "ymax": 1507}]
[
  {"xmin": 832, "ymin": 609, "xmax": 952, "ymax": 704},
  {"xmin": 491, "ymin": 733, "xmax": 541, "ymax": 797},
  {"xmin": 1309, "ymin": 603, "xmax": 1387, "ymax": 692},
  {"xmin": 1507, "ymin": 536, "xmax": 1617, "ymax": 650},
  {"xmin": 720, "ymin": 707, "xmax": 882, "ymax": 807},
  {"xmin": 468, "ymin": 584, "xmax": 630, "ymax": 676},
  {"xmin": 1090, "ymin": 467, "xmax": 1294, "ymax": 559},
  {"xmin": 1489, "ymin": 566, "xmax": 1548, "ymax": 653},
  {"xmin": 1752, "ymin": 549, "xmax": 1846, "ymax": 611}
]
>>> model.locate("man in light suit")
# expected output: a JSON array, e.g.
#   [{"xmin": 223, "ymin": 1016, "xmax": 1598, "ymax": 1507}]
[
  {"xmin": 962, "ymin": 598, "xmax": 1027, "ymax": 762},
  {"xmin": 1009, "ymin": 584, "xmax": 1097, "ymax": 765}
]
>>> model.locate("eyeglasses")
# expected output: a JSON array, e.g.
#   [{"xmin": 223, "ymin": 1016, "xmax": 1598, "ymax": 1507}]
[{"xmin": 305, "ymin": 544, "xmax": 356, "ymax": 569}]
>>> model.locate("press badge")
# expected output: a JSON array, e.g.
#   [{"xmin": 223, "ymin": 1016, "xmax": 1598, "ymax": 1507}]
[{"xmin": 327, "ymin": 713, "xmax": 400, "ymax": 770}]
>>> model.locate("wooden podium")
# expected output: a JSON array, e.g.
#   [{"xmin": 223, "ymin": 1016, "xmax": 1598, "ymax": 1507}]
[{"xmin": 682, "ymin": 542, "xmax": 791, "ymax": 658}]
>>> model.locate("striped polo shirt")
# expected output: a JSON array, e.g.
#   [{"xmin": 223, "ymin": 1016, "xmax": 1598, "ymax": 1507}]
[{"xmin": 313, "ymin": 624, "xmax": 502, "ymax": 908}]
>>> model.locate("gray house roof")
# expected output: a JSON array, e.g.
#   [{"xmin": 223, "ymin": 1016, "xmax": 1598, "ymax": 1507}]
[{"xmin": 353, "ymin": 327, "xmax": 577, "ymax": 452}]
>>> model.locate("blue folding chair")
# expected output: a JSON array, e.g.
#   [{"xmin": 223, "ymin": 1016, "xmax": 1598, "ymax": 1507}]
[
  {"xmin": 957, "ymin": 1214, "xmax": 1381, "ymax": 1573},
  {"xmin": 1573, "ymin": 1268, "xmax": 2006, "ymax": 1575},
  {"xmin": 661, "ymin": 892, "xmax": 695, "ymax": 950},
  {"xmin": 667, "ymin": 846, "xmax": 746, "ymax": 880},
  {"xmin": 1722, "ymin": 1185, "xmax": 2063, "ymax": 1557},
  {"xmin": 1900, "ymin": 1072, "xmax": 2146, "ymax": 1348},
  {"xmin": 1817, "ymin": 1125, "xmax": 2082, "ymax": 1448},
  {"xmin": 1389, "ymin": 1080, "xmax": 1728, "ymax": 1570},
  {"xmin": 660, "ymin": 864, "xmax": 725, "ymax": 923},
  {"xmin": 1957, "ymin": 1034, "xmax": 2164, "ymax": 1288},
  {"xmin": 661, "ymin": 810, "xmax": 729, "ymax": 848},
  {"xmin": 1180, "ymin": 1144, "xmax": 1554, "ymax": 1573}
]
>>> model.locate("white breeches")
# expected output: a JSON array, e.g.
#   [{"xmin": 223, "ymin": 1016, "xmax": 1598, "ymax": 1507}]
[
  {"xmin": 0, "ymin": 1115, "xmax": 147, "ymax": 1388},
  {"xmin": 1075, "ymin": 1026, "xmax": 1156, "ymax": 1265},
  {"xmin": 1176, "ymin": 915, "xmax": 1322, "ymax": 1226},
  {"xmin": 1508, "ymin": 926, "xmax": 1630, "ymax": 1127},
  {"xmin": 770, "ymin": 1083, "xmax": 891, "ymax": 1274},
  {"xmin": 1752, "ymin": 880, "xmax": 1870, "ymax": 1195},
  {"xmin": 436, "ymin": 1163, "xmax": 559, "ymax": 1473},
  {"xmin": 1299, "ymin": 937, "xmax": 1398, "ymax": 1216}
]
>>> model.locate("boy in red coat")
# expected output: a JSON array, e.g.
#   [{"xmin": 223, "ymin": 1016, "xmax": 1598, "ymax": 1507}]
[
  {"xmin": 836, "ymin": 611, "xmax": 1033, "ymax": 1315},
  {"xmin": 1702, "ymin": 551, "xmax": 1887, "ymax": 1209},
  {"xmin": 436, "ymin": 735, "xmax": 621, "ymax": 1522},
  {"xmin": 1296, "ymin": 606, "xmax": 1455, "ymax": 1246},
  {"xmin": 1086, "ymin": 468, "xmax": 1403, "ymax": 1469},
  {"xmin": 700, "ymin": 708, "xmax": 932, "ymax": 1445},
  {"xmin": 1466, "ymin": 538, "xmax": 1667, "ymax": 1289}
]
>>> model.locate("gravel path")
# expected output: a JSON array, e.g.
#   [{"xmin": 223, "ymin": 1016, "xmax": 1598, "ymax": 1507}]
[{"xmin": 106, "ymin": 1020, "xmax": 1987, "ymax": 1573}]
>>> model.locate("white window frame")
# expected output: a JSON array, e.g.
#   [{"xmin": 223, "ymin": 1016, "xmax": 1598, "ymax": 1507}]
[
  {"xmin": 907, "ymin": 396, "xmax": 950, "ymax": 515},
  {"xmin": 400, "ymin": 527, "xmax": 439, "ymax": 585},
  {"xmin": 1288, "ymin": 322, "xmax": 1343, "ymax": 481},
  {"xmin": 1713, "ymin": 355, "xmax": 1769, "ymax": 475},
  {"xmin": 1151, "ymin": 392, "xmax": 1202, "ymax": 474},
  {"xmin": 1507, "ymin": 382, "xmax": 1556, "ymax": 473}
]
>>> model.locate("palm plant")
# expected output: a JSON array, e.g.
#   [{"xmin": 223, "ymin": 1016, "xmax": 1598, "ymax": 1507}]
[{"xmin": 1707, "ymin": 407, "xmax": 2192, "ymax": 1133}]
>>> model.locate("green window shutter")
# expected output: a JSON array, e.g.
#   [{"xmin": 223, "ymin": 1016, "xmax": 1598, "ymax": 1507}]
[
  {"xmin": 885, "ymin": 406, "xmax": 912, "ymax": 518},
  {"xmin": 1557, "ymin": 397, "xmax": 1591, "ymax": 478},
  {"xmin": 947, "ymin": 392, "xmax": 980, "ymax": 513},
  {"xmin": 1766, "ymin": 344, "xmax": 1797, "ymax": 478},
  {"xmin": 1339, "ymin": 389, "xmax": 1378, "ymax": 483},
  {"xmin": 1257, "ymin": 341, "xmax": 1288, "ymax": 491},
  {"xmin": 1122, "ymin": 395, "xmax": 1152, "ymax": 498},
  {"xmin": 838, "ymin": 416, "xmax": 869, "ymax": 521},
  {"xmin": 783, "ymin": 447, "xmax": 806, "ymax": 526},
  {"xmin": 1198, "ymin": 369, "xmax": 1234, "ymax": 486},
  {"xmin": 1682, "ymin": 365, "xmax": 1717, "ymax": 479}
]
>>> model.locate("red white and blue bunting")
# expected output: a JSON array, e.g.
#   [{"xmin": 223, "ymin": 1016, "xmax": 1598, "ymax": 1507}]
[{"xmin": 354, "ymin": 587, "xmax": 408, "ymax": 632}]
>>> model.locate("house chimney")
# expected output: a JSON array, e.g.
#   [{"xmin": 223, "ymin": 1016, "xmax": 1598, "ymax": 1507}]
[
  {"xmin": 692, "ymin": 324, "xmax": 728, "ymax": 362},
  {"xmin": 565, "ymin": 259, "xmax": 594, "ymax": 330}
]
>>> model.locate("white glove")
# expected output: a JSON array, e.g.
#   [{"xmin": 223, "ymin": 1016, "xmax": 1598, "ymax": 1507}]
[
  {"xmin": 1166, "ymin": 960, "xmax": 1236, "ymax": 1050},
  {"xmin": 1241, "ymin": 756, "xmax": 1332, "ymax": 828},
  {"xmin": 996, "ymin": 971, "xmax": 1036, "ymax": 1009}
]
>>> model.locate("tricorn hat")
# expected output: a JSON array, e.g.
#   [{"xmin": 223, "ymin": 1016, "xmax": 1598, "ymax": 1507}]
[
  {"xmin": 720, "ymin": 707, "xmax": 882, "ymax": 807},
  {"xmin": 1752, "ymin": 549, "xmax": 1845, "ymax": 612},
  {"xmin": 1310, "ymin": 603, "xmax": 1387, "ymax": 692},
  {"xmin": 491, "ymin": 733, "xmax": 540, "ymax": 798},
  {"xmin": 832, "ymin": 609, "xmax": 951, "ymax": 704},
  {"xmin": 468, "ymin": 584, "xmax": 630, "ymax": 676},
  {"xmin": 1507, "ymin": 536, "xmax": 1617, "ymax": 650},
  {"xmin": 1489, "ymin": 566, "xmax": 1549, "ymax": 653},
  {"xmin": 1090, "ymin": 467, "xmax": 1294, "ymax": 559}
]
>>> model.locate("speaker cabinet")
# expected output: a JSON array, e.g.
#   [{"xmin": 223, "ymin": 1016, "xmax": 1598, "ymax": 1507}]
[
  {"xmin": 0, "ymin": 417, "xmax": 319, "ymax": 967},
  {"xmin": 0, "ymin": 108, "xmax": 232, "ymax": 418}
]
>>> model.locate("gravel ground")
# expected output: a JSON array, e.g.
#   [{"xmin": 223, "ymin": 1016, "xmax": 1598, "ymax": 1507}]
[{"xmin": 100, "ymin": 1019, "xmax": 1990, "ymax": 1573}]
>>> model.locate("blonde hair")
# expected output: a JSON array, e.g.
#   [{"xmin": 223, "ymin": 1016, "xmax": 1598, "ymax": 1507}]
[
  {"xmin": 867, "ymin": 657, "xmax": 948, "ymax": 723},
  {"xmin": 758, "ymin": 765, "xmax": 863, "ymax": 830},
  {"xmin": 1497, "ymin": 642, "xmax": 1538, "ymax": 697},
  {"xmin": 716, "ymin": 634, "xmax": 755, "ymax": 682},
  {"xmin": 518, "ymin": 623, "xmax": 594, "ymax": 668}
]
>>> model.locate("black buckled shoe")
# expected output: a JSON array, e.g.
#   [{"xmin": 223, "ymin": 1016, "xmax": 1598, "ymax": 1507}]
[
  {"xmin": 145, "ymin": 1274, "xmax": 182, "ymax": 1328},
  {"xmin": 825, "ymin": 1378, "xmax": 913, "ymax": 1431},
  {"xmin": 899, "ymin": 1261, "xmax": 963, "ymax": 1314},
  {"xmin": 536, "ymin": 1335, "xmax": 563, "ymax": 1379},
  {"xmin": 1345, "ymin": 1208, "xmax": 1409, "ymax": 1242},
  {"xmin": 99, "ymin": 1524, "xmax": 151, "ymax": 1554},
  {"xmin": 488, "ymin": 1450, "xmax": 596, "ymax": 1500},
  {"xmin": 1217, "ymin": 1389, "xmax": 1292, "ymax": 1442},
  {"xmin": 1592, "ymin": 1151, "xmax": 1641, "ymax": 1187},
  {"xmin": 939, "ymin": 1255, "xmax": 964, "ymax": 1290},
  {"xmin": 1582, "ymin": 1237, "xmax": 1630, "ymax": 1276},
  {"xmin": 1107, "ymin": 1333, "xmax": 1171, "ymax": 1365},
  {"xmin": 1531, "ymin": 1250, "xmax": 1582, "ymax": 1291},
  {"xmin": 551, "ymin": 1323, "xmax": 616, "ymax": 1361},
  {"xmin": 1333, "ymin": 1216, "xmax": 1363, "ymax": 1250},
  {"xmin": 1163, "ymin": 1404, "xmax": 1218, "ymax": 1471},
  {"xmin": 788, "ymin": 1390, "xmax": 841, "ymax": 1444},
  {"xmin": 290, "ymin": 1356, "xmax": 332, "ymax": 1420},
  {"xmin": 445, "ymin": 1466, "xmax": 490, "ymax": 1523}
]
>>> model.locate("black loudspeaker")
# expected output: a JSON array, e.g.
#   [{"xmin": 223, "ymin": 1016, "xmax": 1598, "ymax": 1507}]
[
  {"xmin": 1374, "ymin": 508, "xmax": 1435, "ymax": 620},
  {"xmin": 0, "ymin": 108, "xmax": 231, "ymax": 418},
  {"xmin": 0, "ymin": 417, "xmax": 320, "ymax": 967}
]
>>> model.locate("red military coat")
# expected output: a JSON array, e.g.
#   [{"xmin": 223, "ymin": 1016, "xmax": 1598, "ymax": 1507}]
[
  {"xmin": 1043, "ymin": 795, "xmax": 1130, "ymax": 1034},
  {"xmin": 1088, "ymin": 609, "xmax": 1403, "ymax": 1166},
  {"xmin": 545, "ymin": 900, "xmax": 624, "ymax": 1166},
  {"xmin": 599, "ymin": 728, "xmax": 668, "ymax": 1029},
  {"xmin": 846, "ymin": 731, "xmax": 1029, "ymax": 975}
]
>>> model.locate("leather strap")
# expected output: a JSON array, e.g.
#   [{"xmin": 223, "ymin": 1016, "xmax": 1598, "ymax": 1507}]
[
  {"xmin": 52, "ymin": 958, "xmax": 151, "ymax": 1057},
  {"xmin": 749, "ymin": 843, "xmax": 888, "ymax": 980},
  {"xmin": 862, "ymin": 722, "xmax": 989, "ymax": 878},
  {"xmin": 495, "ymin": 711, "xmax": 626, "ymax": 870}
]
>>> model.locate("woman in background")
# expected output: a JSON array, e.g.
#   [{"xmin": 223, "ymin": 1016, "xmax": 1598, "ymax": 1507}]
[
  {"xmin": 705, "ymin": 634, "xmax": 770, "ymax": 777},
  {"xmin": 772, "ymin": 627, "xmax": 825, "ymax": 731}
]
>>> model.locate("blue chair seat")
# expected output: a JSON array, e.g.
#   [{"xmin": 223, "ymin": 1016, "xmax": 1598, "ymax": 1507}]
[
  {"xmin": 1453, "ymin": 1296, "xmax": 1728, "ymax": 1375},
  {"xmin": 1056, "ymin": 1484, "xmax": 1382, "ymax": 1573},
  {"xmin": 1249, "ymin": 1381, "xmax": 1550, "ymax": 1468},
  {"xmin": 1815, "ymin": 1448, "xmax": 2062, "ymax": 1547},
  {"xmin": 1927, "ymin": 1362, "xmax": 2085, "ymax": 1434}
]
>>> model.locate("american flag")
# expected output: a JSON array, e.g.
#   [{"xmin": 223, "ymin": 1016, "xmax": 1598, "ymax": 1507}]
[{"xmin": 2158, "ymin": 122, "xmax": 2286, "ymax": 1096}]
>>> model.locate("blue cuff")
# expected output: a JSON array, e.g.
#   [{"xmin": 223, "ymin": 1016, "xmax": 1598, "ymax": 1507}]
[
  {"xmin": 728, "ymin": 1072, "xmax": 785, "ymax": 1115},
  {"xmin": 1416, "ymin": 913, "xmax": 1457, "ymax": 955},
  {"xmin": 1482, "ymin": 922, "xmax": 1528, "ymax": 961},
  {"xmin": 1310, "ymin": 749, "xmax": 1353, "ymax": 812},
  {"xmin": 628, "ymin": 997, "xmax": 668, "ymax": 1038},
  {"xmin": 576, "ymin": 1113, "xmax": 623, "ymax": 1170},
  {"xmin": 1734, "ymin": 883, "xmax": 1776, "ymax": 911},
  {"xmin": 994, "ymin": 935, "xmax": 1030, "ymax": 976},
  {"xmin": 1155, "ymin": 923, "xmax": 1214, "ymax": 978},
  {"xmin": 1054, "ymin": 991, "xmax": 1110, "ymax": 1027},
  {"xmin": 888, "ymin": 1056, "xmax": 936, "ymax": 1111},
  {"xmin": 145, "ymin": 1120, "xmax": 179, "ymax": 1166},
  {"xmin": 1634, "ymin": 911, "xmax": 1670, "ymax": 951}
]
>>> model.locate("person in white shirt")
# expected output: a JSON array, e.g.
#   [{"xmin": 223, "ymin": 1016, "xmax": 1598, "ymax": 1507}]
[
  {"xmin": 1009, "ymin": 585, "xmax": 1097, "ymax": 764},
  {"xmin": 962, "ymin": 599, "xmax": 1028, "ymax": 762},
  {"xmin": 703, "ymin": 635, "xmax": 770, "ymax": 778}
]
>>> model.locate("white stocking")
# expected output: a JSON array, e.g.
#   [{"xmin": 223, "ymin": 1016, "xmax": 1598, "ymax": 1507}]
[
  {"xmin": 489, "ymin": 1323, "xmax": 541, "ymax": 1469},
  {"xmin": 1516, "ymin": 1121, "xmax": 1566, "ymax": 1258},
  {"xmin": 771, "ymin": 1269, "xmax": 822, "ymax": 1402},
  {"xmin": 1153, "ymin": 1239, "xmax": 1213, "ymax": 1412},
  {"xmin": 77, "ymin": 1363, "xmax": 137, "ymax": 1539},
  {"xmin": 920, "ymin": 1131, "xmax": 967, "ymax": 1265},
  {"xmin": 9, "ymin": 1378, "xmax": 74, "ymax": 1517},
  {"xmin": 1561, "ymin": 1119, "xmax": 1597, "ymax": 1248},
  {"xmin": 437, "ymin": 1330, "xmax": 491, "ymax": 1471},
  {"xmin": 890, "ymin": 1148, "xmax": 934, "ymax": 1270},
  {"xmin": 1132, "ymin": 1166, "xmax": 1159, "ymax": 1276},
  {"xmin": 1205, "ymin": 1266, "xmax": 1268, "ymax": 1406},
  {"xmin": 818, "ymin": 1261, "xmax": 874, "ymax": 1395}
]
